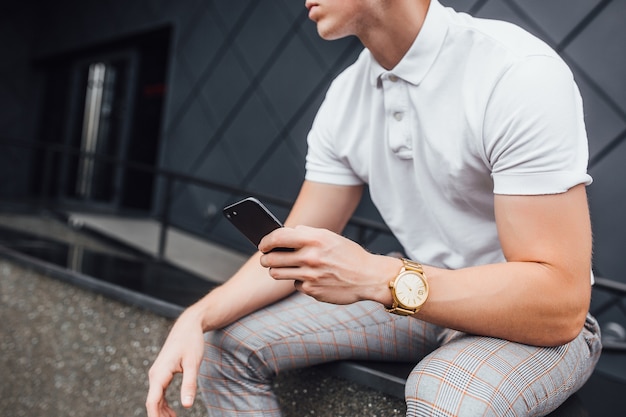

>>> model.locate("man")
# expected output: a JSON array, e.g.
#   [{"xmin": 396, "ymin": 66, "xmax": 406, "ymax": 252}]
[{"xmin": 147, "ymin": 0, "xmax": 601, "ymax": 416}]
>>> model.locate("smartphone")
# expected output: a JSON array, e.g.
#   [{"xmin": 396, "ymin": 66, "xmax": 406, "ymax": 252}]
[{"xmin": 223, "ymin": 197, "xmax": 292, "ymax": 251}]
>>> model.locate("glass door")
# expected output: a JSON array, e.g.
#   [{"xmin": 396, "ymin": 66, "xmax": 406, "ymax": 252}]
[
  {"xmin": 33, "ymin": 27, "xmax": 170, "ymax": 213},
  {"xmin": 61, "ymin": 51, "xmax": 138, "ymax": 210}
]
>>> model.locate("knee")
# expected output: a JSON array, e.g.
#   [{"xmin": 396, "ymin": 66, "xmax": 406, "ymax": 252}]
[
  {"xmin": 200, "ymin": 326, "xmax": 274, "ymax": 383},
  {"xmin": 201, "ymin": 327, "xmax": 252, "ymax": 370},
  {"xmin": 404, "ymin": 360, "xmax": 498, "ymax": 417},
  {"xmin": 203, "ymin": 327, "xmax": 248, "ymax": 356}
]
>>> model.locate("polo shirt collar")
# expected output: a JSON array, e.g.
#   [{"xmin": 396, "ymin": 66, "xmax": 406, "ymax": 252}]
[{"xmin": 369, "ymin": 0, "xmax": 449, "ymax": 86}]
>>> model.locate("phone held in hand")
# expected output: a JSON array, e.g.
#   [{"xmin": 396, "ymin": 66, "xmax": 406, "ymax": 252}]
[{"xmin": 222, "ymin": 197, "xmax": 293, "ymax": 252}]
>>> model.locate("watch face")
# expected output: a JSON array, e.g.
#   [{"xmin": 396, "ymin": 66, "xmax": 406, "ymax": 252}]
[{"xmin": 395, "ymin": 272, "xmax": 428, "ymax": 309}]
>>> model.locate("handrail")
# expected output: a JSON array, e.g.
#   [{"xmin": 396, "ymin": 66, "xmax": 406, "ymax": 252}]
[{"xmin": 1, "ymin": 138, "xmax": 393, "ymax": 257}]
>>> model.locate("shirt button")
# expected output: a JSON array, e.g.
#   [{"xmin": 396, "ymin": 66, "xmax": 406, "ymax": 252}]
[
  {"xmin": 393, "ymin": 112, "xmax": 404, "ymax": 121},
  {"xmin": 388, "ymin": 74, "xmax": 399, "ymax": 82}
]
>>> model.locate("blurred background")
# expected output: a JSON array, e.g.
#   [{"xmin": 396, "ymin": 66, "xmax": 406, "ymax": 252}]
[{"xmin": 1, "ymin": 0, "xmax": 625, "ymax": 416}]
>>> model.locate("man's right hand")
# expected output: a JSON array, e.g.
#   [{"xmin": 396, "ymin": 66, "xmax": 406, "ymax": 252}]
[{"xmin": 146, "ymin": 309, "xmax": 206, "ymax": 417}]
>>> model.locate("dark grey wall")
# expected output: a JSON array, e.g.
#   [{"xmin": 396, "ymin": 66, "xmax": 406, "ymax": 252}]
[
  {"xmin": 0, "ymin": 3, "xmax": 41, "ymax": 198},
  {"xmin": 1, "ymin": 0, "xmax": 625, "ymax": 281}
]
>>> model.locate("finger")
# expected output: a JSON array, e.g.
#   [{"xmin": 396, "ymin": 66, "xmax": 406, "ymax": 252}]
[
  {"xmin": 268, "ymin": 265, "xmax": 306, "ymax": 281},
  {"xmin": 180, "ymin": 359, "xmax": 199, "ymax": 408},
  {"xmin": 146, "ymin": 368, "xmax": 175, "ymax": 417},
  {"xmin": 146, "ymin": 384, "xmax": 175, "ymax": 417},
  {"xmin": 259, "ymin": 227, "xmax": 305, "ymax": 253},
  {"xmin": 260, "ymin": 250, "xmax": 300, "ymax": 271}
]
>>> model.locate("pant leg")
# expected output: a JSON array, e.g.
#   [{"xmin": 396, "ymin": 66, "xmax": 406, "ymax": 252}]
[
  {"xmin": 404, "ymin": 314, "xmax": 602, "ymax": 417},
  {"xmin": 198, "ymin": 291, "xmax": 441, "ymax": 416}
]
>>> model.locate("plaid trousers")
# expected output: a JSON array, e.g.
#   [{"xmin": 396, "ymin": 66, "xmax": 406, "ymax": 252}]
[{"xmin": 199, "ymin": 292, "xmax": 601, "ymax": 416}]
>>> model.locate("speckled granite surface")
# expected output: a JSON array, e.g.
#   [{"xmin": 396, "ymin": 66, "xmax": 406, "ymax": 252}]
[{"xmin": 0, "ymin": 260, "xmax": 405, "ymax": 417}]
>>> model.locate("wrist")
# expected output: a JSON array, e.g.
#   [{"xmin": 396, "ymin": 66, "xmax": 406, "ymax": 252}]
[
  {"xmin": 179, "ymin": 304, "xmax": 208, "ymax": 330},
  {"xmin": 368, "ymin": 254, "xmax": 403, "ymax": 306},
  {"xmin": 183, "ymin": 291, "xmax": 225, "ymax": 332}
]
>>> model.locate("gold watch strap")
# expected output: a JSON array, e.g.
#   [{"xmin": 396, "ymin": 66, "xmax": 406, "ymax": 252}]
[
  {"xmin": 401, "ymin": 258, "xmax": 424, "ymax": 274},
  {"xmin": 384, "ymin": 305, "xmax": 417, "ymax": 316}
]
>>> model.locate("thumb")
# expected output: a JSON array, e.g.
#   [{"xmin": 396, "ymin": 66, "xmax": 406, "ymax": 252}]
[{"xmin": 180, "ymin": 359, "xmax": 199, "ymax": 408}]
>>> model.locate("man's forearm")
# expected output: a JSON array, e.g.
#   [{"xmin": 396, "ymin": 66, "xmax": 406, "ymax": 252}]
[
  {"xmin": 188, "ymin": 251, "xmax": 296, "ymax": 332},
  {"xmin": 415, "ymin": 261, "xmax": 591, "ymax": 347}
]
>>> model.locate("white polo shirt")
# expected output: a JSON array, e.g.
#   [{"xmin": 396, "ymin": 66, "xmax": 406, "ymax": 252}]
[{"xmin": 305, "ymin": 0, "xmax": 591, "ymax": 269}]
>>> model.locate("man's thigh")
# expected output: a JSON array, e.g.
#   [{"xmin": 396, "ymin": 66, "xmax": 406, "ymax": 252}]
[
  {"xmin": 204, "ymin": 292, "xmax": 442, "ymax": 376},
  {"xmin": 405, "ymin": 314, "xmax": 602, "ymax": 417}
]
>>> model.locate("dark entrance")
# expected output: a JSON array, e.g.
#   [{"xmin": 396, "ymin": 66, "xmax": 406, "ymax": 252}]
[{"xmin": 32, "ymin": 27, "xmax": 171, "ymax": 213}]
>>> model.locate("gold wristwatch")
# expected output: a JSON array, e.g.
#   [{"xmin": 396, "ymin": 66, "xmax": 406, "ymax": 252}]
[{"xmin": 385, "ymin": 258, "xmax": 429, "ymax": 316}]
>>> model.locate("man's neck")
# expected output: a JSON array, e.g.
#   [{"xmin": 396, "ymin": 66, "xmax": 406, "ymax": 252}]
[{"xmin": 359, "ymin": 0, "xmax": 431, "ymax": 70}]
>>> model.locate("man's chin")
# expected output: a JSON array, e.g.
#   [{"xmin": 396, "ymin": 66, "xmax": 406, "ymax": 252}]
[{"xmin": 316, "ymin": 26, "xmax": 351, "ymax": 41}]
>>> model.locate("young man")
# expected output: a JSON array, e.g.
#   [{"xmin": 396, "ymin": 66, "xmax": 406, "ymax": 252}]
[{"xmin": 147, "ymin": 1, "xmax": 602, "ymax": 416}]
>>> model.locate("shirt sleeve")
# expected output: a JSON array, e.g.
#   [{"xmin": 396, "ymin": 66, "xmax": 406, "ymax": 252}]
[
  {"xmin": 483, "ymin": 55, "xmax": 592, "ymax": 195},
  {"xmin": 304, "ymin": 80, "xmax": 364, "ymax": 186}
]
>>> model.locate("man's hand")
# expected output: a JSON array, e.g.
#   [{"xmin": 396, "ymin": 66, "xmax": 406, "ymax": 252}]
[
  {"xmin": 146, "ymin": 309, "xmax": 205, "ymax": 417},
  {"xmin": 259, "ymin": 225, "xmax": 400, "ymax": 306}
]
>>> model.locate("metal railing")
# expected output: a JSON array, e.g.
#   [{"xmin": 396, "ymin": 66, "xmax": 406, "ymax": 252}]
[{"xmin": 0, "ymin": 138, "xmax": 393, "ymax": 258}]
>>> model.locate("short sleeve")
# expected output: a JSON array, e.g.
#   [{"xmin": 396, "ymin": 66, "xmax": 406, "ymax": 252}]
[
  {"xmin": 484, "ymin": 55, "xmax": 592, "ymax": 195},
  {"xmin": 304, "ymin": 82, "xmax": 364, "ymax": 186}
]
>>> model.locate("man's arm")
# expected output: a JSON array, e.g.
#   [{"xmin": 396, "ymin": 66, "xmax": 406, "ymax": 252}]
[
  {"xmin": 262, "ymin": 184, "xmax": 592, "ymax": 347},
  {"xmin": 146, "ymin": 181, "xmax": 363, "ymax": 417},
  {"xmin": 417, "ymin": 183, "xmax": 592, "ymax": 346}
]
